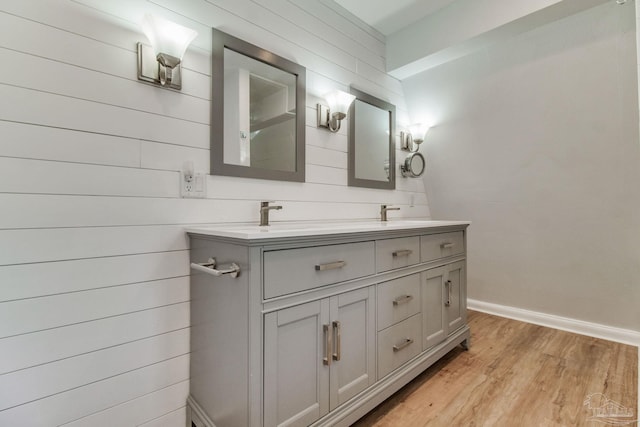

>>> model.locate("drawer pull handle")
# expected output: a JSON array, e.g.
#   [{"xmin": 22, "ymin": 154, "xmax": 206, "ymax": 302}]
[
  {"xmin": 393, "ymin": 295, "xmax": 414, "ymax": 306},
  {"xmin": 393, "ymin": 338, "xmax": 414, "ymax": 352},
  {"xmin": 392, "ymin": 249, "xmax": 413, "ymax": 258},
  {"xmin": 332, "ymin": 321, "xmax": 341, "ymax": 361},
  {"xmin": 445, "ymin": 280, "xmax": 452, "ymax": 307},
  {"xmin": 191, "ymin": 258, "xmax": 240, "ymax": 278},
  {"xmin": 440, "ymin": 242, "xmax": 454, "ymax": 249},
  {"xmin": 315, "ymin": 261, "xmax": 346, "ymax": 271},
  {"xmin": 323, "ymin": 324, "xmax": 332, "ymax": 366}
]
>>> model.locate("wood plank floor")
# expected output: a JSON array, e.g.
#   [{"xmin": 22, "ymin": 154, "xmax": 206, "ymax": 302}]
[{"xmin": 353, "ymin": 311, "xmax": 638, "ymax": 427}]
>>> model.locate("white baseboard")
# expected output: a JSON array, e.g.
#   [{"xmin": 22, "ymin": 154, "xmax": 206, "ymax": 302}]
[{"xmin": 467, "ymin": 299, "xmax": 640, "ymax": 347}]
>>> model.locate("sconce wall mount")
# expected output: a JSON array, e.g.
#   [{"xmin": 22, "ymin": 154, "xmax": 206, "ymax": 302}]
[
  {"xmin": 137, "ymin": 14, "xmax": 197, "ymax": 90},
  {"xmin": 317, "ymin": 103, "xmax": 340, "ymax": 132},
  {"xmin": 400, "ymin": 131, "xmax": 415, "ymax": 152}
]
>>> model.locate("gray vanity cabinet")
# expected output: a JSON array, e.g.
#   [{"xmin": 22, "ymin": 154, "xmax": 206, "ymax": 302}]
[
  {"xmin": 422, "ymin": 261, "xmax": 467, "ymax": 351},
  {"xmin": 263, "ymin": 299, "xmax": 327, "ymax": 427},
  {"xmin": 422, "ymin": 267, "xmax": 446, "ymax": 350},
  {"xmin": 186, "ymin": 221, "xmax": 470, "ymax": 427},
  {"xmin": 444, "ymin": 261, "xmax": 466, "ymax": 334},
  {"xmin": 264, "ymin": 287, "xmax": 376, "ymax": 427},
  {"xmin": 328, "ymin": 287, "xmax": 376, "ymax": 408}
]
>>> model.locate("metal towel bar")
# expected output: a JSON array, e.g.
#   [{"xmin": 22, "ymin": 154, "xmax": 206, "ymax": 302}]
[{"xmin": 191, "ymin": 257, "xmax": 240, "ymax": 278}]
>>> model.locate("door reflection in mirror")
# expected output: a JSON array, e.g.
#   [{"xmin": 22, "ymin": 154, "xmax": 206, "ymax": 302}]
[{"xmin": 223, "ymin": 48, "xmax": 296, "ymax": 172}]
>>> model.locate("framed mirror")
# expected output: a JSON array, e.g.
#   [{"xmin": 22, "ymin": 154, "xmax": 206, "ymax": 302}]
[
  {"xmin": 211, "ymin": 29, "xmax": 306, "ymax": 182},
  {"xmin": 348, "ymin": 87, "xmax": 396, "ymax": 189}
]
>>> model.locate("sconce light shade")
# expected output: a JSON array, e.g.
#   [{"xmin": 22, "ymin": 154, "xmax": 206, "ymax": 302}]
[
  {"xmin": 138, "ymin": 14, "xmax": 197, "ymax": 89},
  {"xmin": 317, "ymin": 89, "xmax": 356, "ymax": 132},
  {"xmin": 325, "ymin": 90, "xmax": 356, "ymax": 119},
  {"xmin": 400, "ymin": 123, "xmax": 430, "ymax": 152},
  {"xmin": 408, "ymin": 123, "xmax": 429, "ymax": 144},
  {"xmin": 141, "ymin": 14, "xmax": 197, "ymax": 61}
]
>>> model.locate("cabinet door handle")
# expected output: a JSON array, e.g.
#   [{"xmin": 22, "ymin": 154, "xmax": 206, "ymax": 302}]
[
  {"xmin": 323, "ymin": 324, "xmax": 332, "ymax": 366},
  {"xmin": 440, "ymin": 242, "xmax": 454, "ymax": 249},
  {"xmin": 315, "ymin": 260, "xmax": 346, "ymax": 271},
  {"xmin": 393, "ymin": 338, "xmax": 414, "ymax": 352},
  {"xmin": 332, "ymin": 321, "xmax": 341, "ymax": 361},
  {"xmin": 445, "ymin": 280, "xmax": 452, "ymax": 307},
  {"xmin": 392, "ymin": 249, "xmax": 413, "ymax": 258},
  {"xmin": 392, "ymin": 295, "xmax": 413, "ymax": 306}
]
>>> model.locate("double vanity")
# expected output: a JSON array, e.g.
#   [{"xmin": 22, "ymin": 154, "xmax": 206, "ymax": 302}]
[
  {"xmin": 185, "ymin": 219, "xmax": 470, "ymax": 427},
  {"xmin": 187, "ymin": 25, "xmax": 467, "ymax": 427}
]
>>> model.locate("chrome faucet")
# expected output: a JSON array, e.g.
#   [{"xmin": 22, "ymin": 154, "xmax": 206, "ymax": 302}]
[
  {"xmin": 260, "ymin": 201, "xmax": 282, "ymax": 226},
  {"xmin": 380, "ymin": 204, "xmax": 400, "ymax": 222}
]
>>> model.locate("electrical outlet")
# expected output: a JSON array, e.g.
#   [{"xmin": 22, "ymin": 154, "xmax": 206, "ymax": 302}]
[{"xmin": 181, "ymin": 171, "xmax": 206, "ymax": 198}]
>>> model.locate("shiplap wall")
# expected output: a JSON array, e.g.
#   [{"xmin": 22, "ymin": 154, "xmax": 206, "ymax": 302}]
[{"xmin": 0, "ymin": 0, "xmax": 427, "ymax": 425}]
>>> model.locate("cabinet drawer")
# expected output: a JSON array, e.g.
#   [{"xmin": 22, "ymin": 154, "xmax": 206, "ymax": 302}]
[
  {"xmin": 376, "ymin": 237, "xmax": 420, "ymax": 273},
  {"xmin": 263, "ymin": 241, "xmax": 375, "ymax": 299},
  {"xmin": 421, "ymin": 232, "xmax": 464, "ymax": 262},
  {"xmin": 377, "ymin": 313, "xmax": 422, "ymax": 379},
  {"xmin": 377, "ymin": 274, "xmax": 421, "ymax": 331}
]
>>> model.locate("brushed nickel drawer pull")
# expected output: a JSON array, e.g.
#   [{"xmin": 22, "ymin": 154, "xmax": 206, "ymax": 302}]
[
  {"xmin": 323, "ymin": 324, "xmax": 332, "ymax": 366},
  {"xmin": 315, "ymin": 260, "xmax": 346, "ymax": 271},
  {"xmin": 191, "ymin": 257, "xmax": 240, "ymax": 278},
  {"xmin": 393, "ymin": 338, "xmax": 414, "ymax": 352},
  {"xmin": 440, "ymin": 242, "xmax": 454, "ymax": 249},
  {"xmin": 445, "ymin": 280, "xmax": 452, "ymax": 307},
  {"xmin": 392, "ymin": 295, "xmax": 414, "ymax": 306},
  {"xmin": 332, "ymin": 321, "xmax": 341, "ymax": 361},
  {"xmin": 392, "ymin": 249, "xmax": 413, "ymax": 257}
]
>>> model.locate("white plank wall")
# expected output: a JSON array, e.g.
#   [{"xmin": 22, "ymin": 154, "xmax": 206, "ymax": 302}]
[{"xmin": 0, "ymin": 0, "xmax": 430, "ymax": 425}]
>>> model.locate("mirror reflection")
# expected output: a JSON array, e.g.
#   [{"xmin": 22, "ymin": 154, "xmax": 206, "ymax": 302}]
[
  {"xmin": 212, "ymin": 29, "xmax": 306, "ymax": 182},
  {"xmin": 348, "ymin": 88, "xmax": 396, "ymax": 189},
  {"xmin": 223, "ymin": 49, "xmax": 296, "ymax": 171}
]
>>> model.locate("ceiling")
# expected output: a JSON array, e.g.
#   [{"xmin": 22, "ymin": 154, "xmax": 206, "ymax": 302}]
[
  {"xmin": 334, "ymin": 0, "xmax": 614, "ymax": 80},
  {"xmin": 333, "ymin": 0, "xmax": 458, "ymax": 35}
]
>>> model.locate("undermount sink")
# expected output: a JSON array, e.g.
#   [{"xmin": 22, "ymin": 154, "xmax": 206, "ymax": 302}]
[{"xmin": 185, "ymin": 219, "xmax": 470, "ymax": 240}]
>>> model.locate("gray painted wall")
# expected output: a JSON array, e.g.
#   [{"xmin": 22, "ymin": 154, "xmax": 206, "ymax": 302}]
[{"xmin": 403, "ymin": 2, "xmax": 640, "ymax": 331}]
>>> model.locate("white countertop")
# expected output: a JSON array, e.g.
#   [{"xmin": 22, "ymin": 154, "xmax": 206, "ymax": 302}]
[{"xmin": 185, "ymin": 220, "xmax": 470, "ymax": 240}]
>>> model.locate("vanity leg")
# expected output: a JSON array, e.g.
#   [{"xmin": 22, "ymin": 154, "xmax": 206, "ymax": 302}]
[{"xmin": 461, "ymin": 338, "xmax": 470, "ymax": 351}]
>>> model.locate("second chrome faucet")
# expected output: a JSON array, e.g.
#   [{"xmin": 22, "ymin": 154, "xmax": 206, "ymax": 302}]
[{"xmin": 260, "ymin": 201, "xmax": 282, "ymax": 226}]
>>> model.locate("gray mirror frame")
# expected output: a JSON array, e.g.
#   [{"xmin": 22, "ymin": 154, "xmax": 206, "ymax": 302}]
[
  {"xmin": 211, "ymin": 29, "xmax": 306, "ymax": 182},
  {"xmin": 348, "ymin": 87, "xmax": 396, "ymax": 189}
]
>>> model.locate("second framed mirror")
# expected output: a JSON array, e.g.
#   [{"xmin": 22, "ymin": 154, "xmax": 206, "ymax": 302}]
[{"xmin": 348, "ymin": 88, "xmax": 396, "ymax": 189}]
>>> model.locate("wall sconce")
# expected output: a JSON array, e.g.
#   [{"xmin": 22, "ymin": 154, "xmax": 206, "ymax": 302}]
[
  {"xmin": 317, "ymin": 89, "xmax": 356, "ymax": 132},
  {"xmin": 400, "ymin": 123, "xmax": 430, "ymax": 152},
  {"xmin": 137, "ymin": 14, "xmax": 198, "ymax": 90}
]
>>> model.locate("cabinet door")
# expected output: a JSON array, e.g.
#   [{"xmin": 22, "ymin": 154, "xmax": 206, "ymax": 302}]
[
  {"xmin": 329, "ymin": 287, "xmax": 376, "ymax": 410},
  {"xmin": 445, "ymin": 261, "xmax": 466, "ymax": 333},
  {"xmin": 422, "ymin": 267, "xmax": 446, "ymax": 350},
  {"xmin": 264, "ymin": 300, "xmax": 330, "ymax": 427}
]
